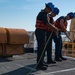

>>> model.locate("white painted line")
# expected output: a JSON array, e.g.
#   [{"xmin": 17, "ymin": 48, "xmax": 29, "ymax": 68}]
[
  {"xmin": 34, "ymin": 68, "xmax": 75, "ymax": 75},
  {"xmin": 47, "ymin": 68, "xmax": 75, "ymax": 74},
  {"xmin": 34, "ymin": 73, "xmax": 53, "ymax": 75}
]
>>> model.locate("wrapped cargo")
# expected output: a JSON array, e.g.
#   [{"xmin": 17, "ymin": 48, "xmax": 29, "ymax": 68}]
[
  {"xmin": 5, "ymin": 28, "xmax": 29, "ymax": 44},
  {"xmin": 0, "ymin": 28, "xmax": 7, "ymax": 43},
  {"xmin": 0, "ymin": 44, "xmax": 3, "ymax": 54},
  {"xmin": 0, "ymin": 28, "xmax": 29, "ymax": 56}
]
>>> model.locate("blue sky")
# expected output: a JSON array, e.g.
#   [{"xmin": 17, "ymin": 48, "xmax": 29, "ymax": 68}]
[{"xmin": 0, "ymin": 0, "xmax": 75, "ymax": 31}]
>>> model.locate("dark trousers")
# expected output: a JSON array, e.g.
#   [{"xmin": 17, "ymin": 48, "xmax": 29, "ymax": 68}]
[
  {"xmin": 46, "ymin": 31, "xmax": 53, "ymax": 62},
  {"xmin": 53, "ymin": 31, "xmax": 62, "ymax": 57},
  {"xmin": 35, "ymin": 29, "xmax": 46, "ymax": 66}
]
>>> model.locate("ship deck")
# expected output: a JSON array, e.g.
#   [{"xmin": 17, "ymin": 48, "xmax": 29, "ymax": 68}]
[{"xmin": 0, "ymin": 53, "xmax": 75, "ymax": 75}]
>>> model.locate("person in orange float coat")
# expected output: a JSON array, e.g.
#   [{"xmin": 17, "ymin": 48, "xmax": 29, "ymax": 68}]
[
  {"xmin": 45, "ymin": 7, "xmax": 59, "ymax": 64},
  {"xmin": 35, "ymin": 2, "xmax": 58, "ymax": 70},
  {"xmin": 53, "ymin": 12, "xmax": 75, "ymax": 61}
]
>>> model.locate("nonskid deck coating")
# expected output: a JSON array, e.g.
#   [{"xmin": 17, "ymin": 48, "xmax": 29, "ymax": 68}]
[{"xmin": 0, "ymin": 53, "xmax": 75, "ymax": 75}]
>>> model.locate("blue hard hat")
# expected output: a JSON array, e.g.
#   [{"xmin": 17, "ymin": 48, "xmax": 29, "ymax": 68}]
[
  {"xmin": 67, "ymin": 12, "xmax": 74, "ymax": 19},
  {"xmin": 53, "ymin": 7, "xmax": 59, "ymax": 15},
  {"xmin": 46, "ymin": 2, "xmax": 54, "ymax": 11}
]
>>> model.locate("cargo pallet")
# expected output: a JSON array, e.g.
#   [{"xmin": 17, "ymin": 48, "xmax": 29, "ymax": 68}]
[{"xmin": 62, "ymin": 42, "xmax": 75, "ymax": 57}]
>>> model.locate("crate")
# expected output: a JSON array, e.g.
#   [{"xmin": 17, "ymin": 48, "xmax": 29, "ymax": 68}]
[{"xmin": 5, "ymin": 44, "xmax": 24, "ymax": 55}]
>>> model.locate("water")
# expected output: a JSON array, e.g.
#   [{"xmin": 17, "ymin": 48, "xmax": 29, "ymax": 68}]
[{"xmin": 34, "ymin": 35, "xmax": 69, "ymax": 51}]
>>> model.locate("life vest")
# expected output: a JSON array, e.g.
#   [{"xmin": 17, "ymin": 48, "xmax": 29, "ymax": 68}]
[
  {"xmin": 47, "ymin": 16, "xmax": 54, "ymax": 32},
  {"xmin": 64, "ymin": 21, "xmax": 67, "ymax": 28},
  {"xmin": 54, "ymin": 20, "xmax": 67, "ymax": 32},
  {"xmin": 54, "ymin": 20, "xmax": 61, "ymax": 29},
  {"xmin": 35, "ymin": 20, "xmax": 49, "ymax": 30}
]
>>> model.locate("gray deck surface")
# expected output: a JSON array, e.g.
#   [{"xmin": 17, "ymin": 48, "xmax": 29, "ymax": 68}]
[{"xmin": 0, "ymin": 53, "xmax": 75, "ymax": 75}]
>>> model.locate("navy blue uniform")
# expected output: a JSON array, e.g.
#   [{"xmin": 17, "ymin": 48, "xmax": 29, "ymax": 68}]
[
  {"xmin": 46, "ymin": 15, "xmax": 54, "ymax": 63},
  {"xmin": 35, "ymin": 10, "xmax": 48, "ymax": 66},
  {"xmin": 53, "ymin": 16, "xmax": 67, "ymax": 60}
]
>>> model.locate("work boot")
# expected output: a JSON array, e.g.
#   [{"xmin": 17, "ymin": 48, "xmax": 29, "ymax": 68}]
[
  {"xmin": 43, "ymin": 61, "xmax": 48, "ymax": 67},
  {"xmin": 47, "ymin": 60, "xmax": 56, "ymax": 64},
  {"xmin": 55, "ymin": 57, "xmax": 62, "ymax": 62},
  {"xmin": 36, "ymin": 65, "xmax": 47, "ymax": 70},
  {"xmin": 60, "ymin": 57, "xmax": 67, "ymax": 60}
]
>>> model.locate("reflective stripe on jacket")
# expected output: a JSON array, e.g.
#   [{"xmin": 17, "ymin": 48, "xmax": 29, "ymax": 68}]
[{"xmin": 35, "ymin": 20, "xmax": 49, "ymax": 30}]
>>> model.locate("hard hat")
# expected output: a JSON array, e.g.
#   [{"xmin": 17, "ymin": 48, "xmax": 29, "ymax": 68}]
[
  {"xmin": 46, "ymin": 2, "xmax": 54, "ymax": 11},
  {"xmin": 53, "ymin": 7, "xmax": 59, "ymax": 15},
  {"xmin": 67, "ymin": 12, "xmax": 74, "ymax": 19}
]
